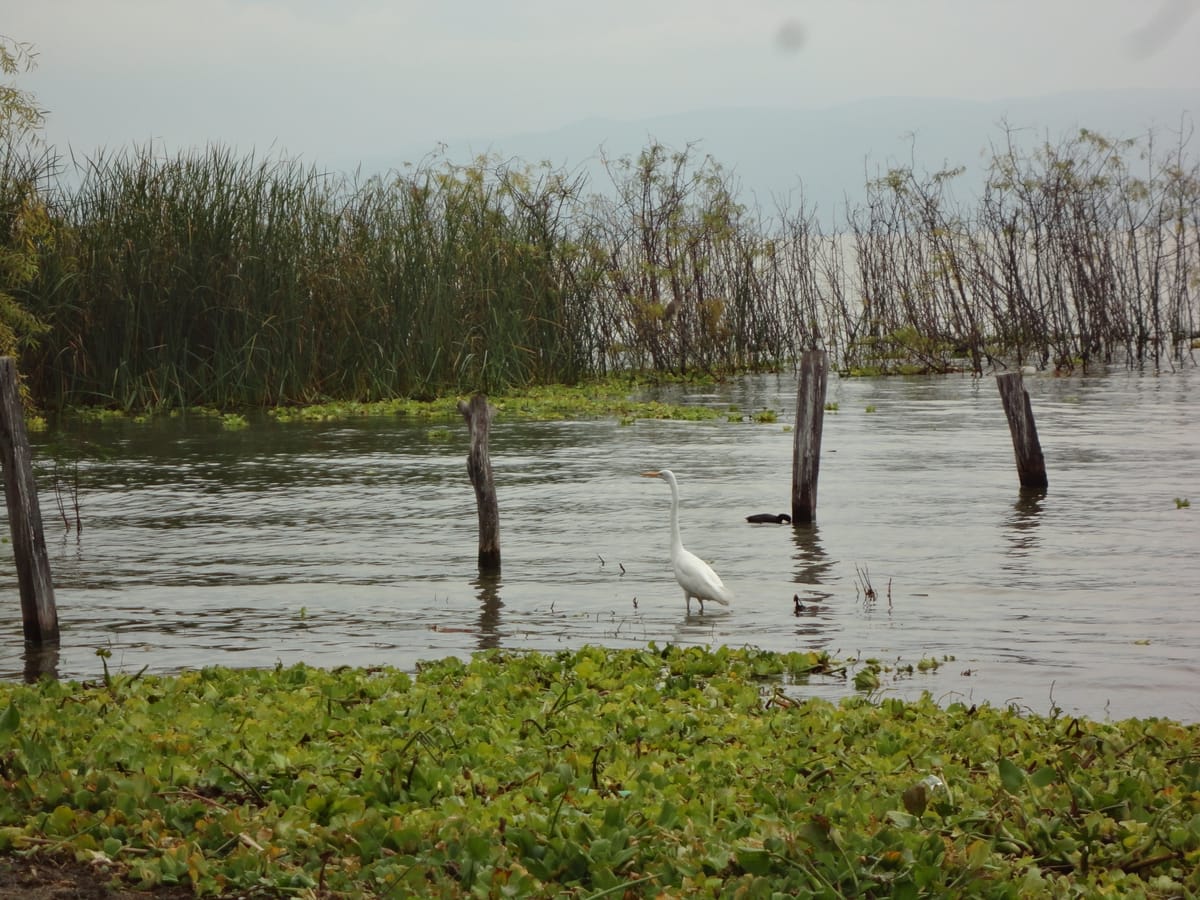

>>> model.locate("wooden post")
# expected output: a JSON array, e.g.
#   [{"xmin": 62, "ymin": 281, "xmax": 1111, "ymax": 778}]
[
  {"xmin": 791, "ymin": 349, "xmax": 828, "ymax": 524},
  {"xmin": 458, "ymin": 393, "xmax": 501, "ymax": 572},
  {"xmin": 0, "ymin": 357, "xmax": 59, "ymax": 646},
  {"xmin": 996, "ymin": 372, "xmax": 1048, "ymax": 490},
  {"xmin": 24, "ymin": 645, "xmax": 60, "ymax": 683}
]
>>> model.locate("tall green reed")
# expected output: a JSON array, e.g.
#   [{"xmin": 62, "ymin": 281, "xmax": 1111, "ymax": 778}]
[{"xmin": 22, "ymin": 146, "xmax": 616, "ymax": 409}]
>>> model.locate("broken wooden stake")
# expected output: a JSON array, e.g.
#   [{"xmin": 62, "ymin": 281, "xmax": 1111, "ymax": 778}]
[
  {"xmin": 996, "ymin": 372, "xmax": 1048, "ymax": 490},
  {"xmin": 458, "ymin": 393, "xmax": 501, "ymax": 572},
  {"xmin": 0, "ymin": 357, "xmax": 59, "ymax": 646},
  {"xmin": 791, "ymin": 349, "xmax": 828, "ymax": 524}
]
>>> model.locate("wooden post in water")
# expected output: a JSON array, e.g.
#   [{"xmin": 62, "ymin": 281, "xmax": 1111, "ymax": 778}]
[
  {"xmin": 458, "ymin": 393, "xmax": 501, "ymax": 572},
  {"xmin": 0, "ymin": 357, "xmax": 59, "ymax": 646},
  {"xmin": 996, "ymin": 372, "xmax": 1048, "ymax": 490},
  {"xmin": 791, "ymin": 349, "xmax": 828, "ymax": 524}
]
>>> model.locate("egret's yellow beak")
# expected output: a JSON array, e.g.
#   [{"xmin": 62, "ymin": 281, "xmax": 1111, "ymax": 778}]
[{"xmin": 640, "ymin": 470, "xmax": 660, "ymax": 478}]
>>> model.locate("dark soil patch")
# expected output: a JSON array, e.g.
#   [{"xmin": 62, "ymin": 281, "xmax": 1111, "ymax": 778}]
[{"xmin": 0, "ymin": 852, "xmax": 201, "ymax": 899}]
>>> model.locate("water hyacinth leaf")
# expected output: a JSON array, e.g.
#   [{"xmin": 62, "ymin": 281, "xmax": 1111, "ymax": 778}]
[
  {"xmin": 998, "ymin": 758, "xmax": 1026, "ymax": 793},
  {"xmin": 854, "ymin": 668, "xmax": 881, "ymax": 692},
  {"xmin": 656, "ymin": 800, "xmax": 680, "ymax": 828},
  {"xmin": 886, "ymin": 810, "xmax": 920, "ymax": 829},
  {"xmin": 45, "ymin": 805, "xmax": 77, "ymax": 835},
  {"xmin": 18, "ymin": 736, "xmax": 53, "ymax": 775},
  {"xmin": 1029, "ymin": 765, "xmax": 1057, "ymax": 789},
  {"xmin": 0, "ymin": 701, "xmax": 18, "ymax": 736},
  {"xmin": 734, "ymin": 846, "xmax": 774, "ymax": 876}
]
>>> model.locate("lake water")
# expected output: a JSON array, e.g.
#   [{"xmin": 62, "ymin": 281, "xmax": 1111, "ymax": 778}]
[{"xmin": 2, "ymin": 367, "xmax": 1197, "ymax": 723}]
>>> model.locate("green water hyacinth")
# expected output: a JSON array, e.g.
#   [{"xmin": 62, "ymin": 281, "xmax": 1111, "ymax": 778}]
[
  {"xmin": 1, "ymin": 646, "xmax": 1198, "ymax": 897},
  {"xmin": 264, "ymin": 378, "xmax": 729, "ymax": 425}
]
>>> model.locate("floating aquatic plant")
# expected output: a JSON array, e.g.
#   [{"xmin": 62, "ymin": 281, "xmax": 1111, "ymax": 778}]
[{"xmin": 1, "ymin": 646, "xmax": 1197, "ymax": 896}]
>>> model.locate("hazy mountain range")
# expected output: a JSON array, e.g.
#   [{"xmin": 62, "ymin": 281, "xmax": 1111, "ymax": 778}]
[{"xmin": 367, "ymin": 88, "xmax": 1200, "ymax": 222}]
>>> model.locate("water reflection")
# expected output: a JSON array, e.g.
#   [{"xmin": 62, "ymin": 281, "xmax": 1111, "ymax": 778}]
[
  {"xmin": 790, "ymin": 522, "xmax": 834, "ymax": 600},
  {"xmin": 1005, "ymin": 489, "xmax": 1046, "ymax": 558},
  {"xmin": 472, "ymin": 571, "xmax": 504, "ymax": 650}
]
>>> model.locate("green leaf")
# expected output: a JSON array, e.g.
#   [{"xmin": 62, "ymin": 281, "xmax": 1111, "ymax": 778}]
[
  {"xmin": 1028, "ymin": 766, "xmax": 1056, "ymax": 789},
  {"xmin": 656, "ymin": 800, "xmax": 679, "ymax": 828},
  {"xmin": 998, "ymin": 758, "xmax": 1026, "ymax": 793},
  {"xmin": 734, "ymin": 847, "xmax": 773, "ymax": 876},
  {"xmin": 0, "ymin": 701, "xmax": 18, "ymax": 736},
  {"xmin": 854, "ymin": 669, "xmax": 881, "ymax": 692}
]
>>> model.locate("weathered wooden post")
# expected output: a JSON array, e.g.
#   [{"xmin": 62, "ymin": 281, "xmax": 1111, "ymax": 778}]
[
  {"xmin": 458, "ymin": 393, "xmax": 501, "ymax": 572},
  {"xmin": 791, "ymin": 349, "xmax": 828, "ymax": 524},
  {"xmin": 23, "ymin": 646, "xmax": 60, "ymax": 684},
  {"xmin": 0, "ymin": 357, "xmax": 59, "ymax": 646},
  {"xmin": 996, "ymin": 372, "xmax": 1048, "ymax": 490}
]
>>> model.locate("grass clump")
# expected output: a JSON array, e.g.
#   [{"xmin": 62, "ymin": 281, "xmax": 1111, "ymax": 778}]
[{"xmin": 1, "ymin": 646, "xmax": 1198, "ymax": 897}]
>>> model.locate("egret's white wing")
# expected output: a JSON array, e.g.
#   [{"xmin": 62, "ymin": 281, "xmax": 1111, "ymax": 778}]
[{"xmin": 674, "ymin": 548, "xmax": 733, "ymax": 605}]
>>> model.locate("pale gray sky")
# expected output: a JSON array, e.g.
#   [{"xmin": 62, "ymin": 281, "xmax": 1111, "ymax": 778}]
[{"xmin": 6, "ymin": 0, "xmax": 1199, "ymax": 169}]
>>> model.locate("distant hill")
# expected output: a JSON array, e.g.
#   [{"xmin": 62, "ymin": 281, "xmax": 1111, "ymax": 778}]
[{"xmin": 361, "ymin": 89, "xmax": 1200, "ymax": 222}]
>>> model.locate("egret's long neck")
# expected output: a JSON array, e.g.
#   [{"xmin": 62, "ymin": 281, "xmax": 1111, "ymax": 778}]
[{"xmin": 668, "ymin": 478, "xmax": 683, "ymax": 552}]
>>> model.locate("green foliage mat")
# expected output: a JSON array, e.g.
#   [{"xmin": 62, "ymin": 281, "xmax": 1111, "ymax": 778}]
[{"xmin": 1, "ymin": 646, "xmax": 1198, "ymax": 897}]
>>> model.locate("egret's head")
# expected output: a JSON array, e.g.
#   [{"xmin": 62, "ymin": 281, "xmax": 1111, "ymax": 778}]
[{"xmin": 641, "ymin": 469, "xmax": 675, "ymax": 484}]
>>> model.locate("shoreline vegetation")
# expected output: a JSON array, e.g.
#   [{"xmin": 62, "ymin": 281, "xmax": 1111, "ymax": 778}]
[
  {"xmin": 2, "ymin": 125, "xmax": 1198, "ymax": 416},
  {"xmin": 46, "ymin": 376, "xmax": 742, "ymax": 429},
  {"xmin": 2, "ymin": 646, "xmax": 1198, "ymax": 897}
]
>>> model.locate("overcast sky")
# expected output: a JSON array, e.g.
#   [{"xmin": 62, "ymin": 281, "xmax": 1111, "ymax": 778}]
[{"xmin": 6, "ymin": 0, "xmax": 1199, "ymax": 170}]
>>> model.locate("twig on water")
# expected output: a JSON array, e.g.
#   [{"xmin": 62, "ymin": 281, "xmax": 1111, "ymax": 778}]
[{"xmin": 855, "ymin": 564, "xmax": 877, "ymax": 605}]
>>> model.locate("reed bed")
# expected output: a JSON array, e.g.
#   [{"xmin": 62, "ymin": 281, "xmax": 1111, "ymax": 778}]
[
  {"xmin": 23, "ymin": 147, "xmax": 605, "ymax": 408},
  {"xmin": 4, "ymin": 125, "xmax": 1198, "ymax": 412}
]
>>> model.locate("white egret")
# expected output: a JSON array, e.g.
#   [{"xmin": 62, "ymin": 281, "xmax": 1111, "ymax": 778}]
[{"xmin": 641, "ymin": 469, "xmax": 734, "ymax": 613}]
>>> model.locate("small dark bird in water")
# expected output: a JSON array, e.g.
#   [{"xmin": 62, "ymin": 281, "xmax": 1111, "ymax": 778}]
[
  {"xmin": 793, "ymin": 593, "xmax": 804, "ymax": 615},
  {"xmin": 746, "ymin": 513, "xmax": 791, "ymax": 524}
]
